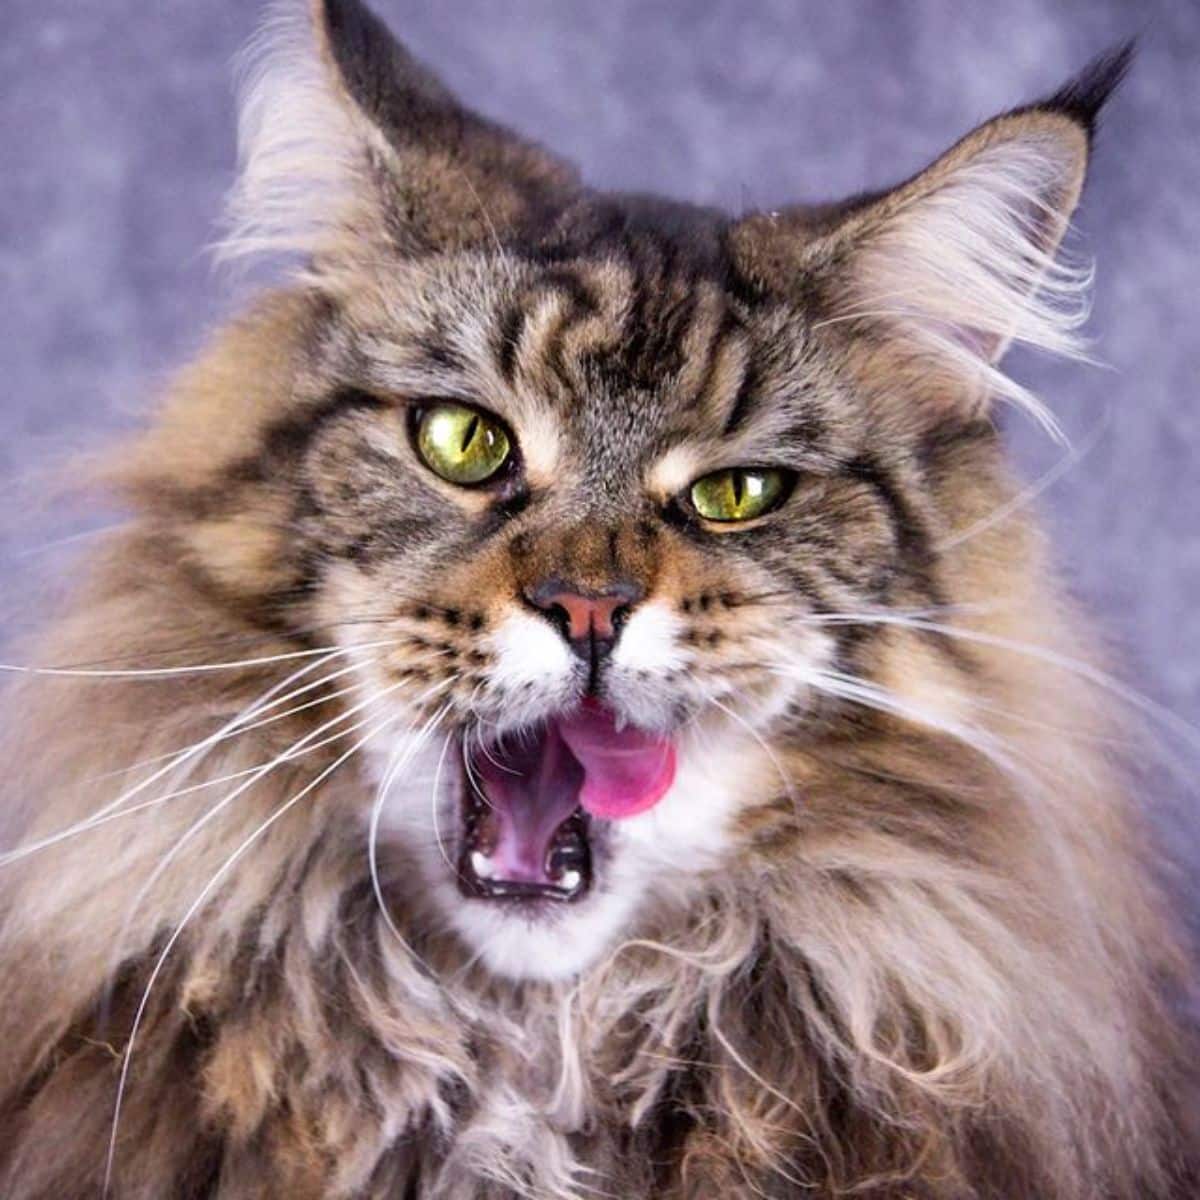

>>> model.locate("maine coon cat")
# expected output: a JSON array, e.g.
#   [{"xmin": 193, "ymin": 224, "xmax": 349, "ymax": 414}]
[{"xmin": 0, "ymin": 1, "xmax": 1195, "ymax": 1196}]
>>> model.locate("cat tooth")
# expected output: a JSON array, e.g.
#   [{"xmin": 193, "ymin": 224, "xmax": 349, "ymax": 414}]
[
  {"xmin": 470, "ymin": 850, "xmax": 496, "ymax": 879},
  {"xmin": 559, "ymin": 869, "xmax": 582, "ymax": 891},
  {"xmin": 613, "ymin": 712, "xmax": 628, "ymax": 733}
]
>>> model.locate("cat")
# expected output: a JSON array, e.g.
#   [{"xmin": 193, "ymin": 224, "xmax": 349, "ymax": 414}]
[{"xmin": 0, "ymin": 0, "xmax": 1195, "ymax": 1196}]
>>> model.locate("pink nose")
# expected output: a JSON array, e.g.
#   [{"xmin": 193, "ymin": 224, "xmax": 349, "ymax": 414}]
[
  {"xmin": 540, "ymin": 591, "xmax": 626, "ymax": 642},
  {"xmin": 526, "ymin": 580, "xmax": 642, "ymax": 657}
]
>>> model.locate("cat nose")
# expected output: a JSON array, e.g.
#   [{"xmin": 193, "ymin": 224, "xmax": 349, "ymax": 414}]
[{"xmin": 526, "ymin": 579, "xmax": 642, "ymax": 663}]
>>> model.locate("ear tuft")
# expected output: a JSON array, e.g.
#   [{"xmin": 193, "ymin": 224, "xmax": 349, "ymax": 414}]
[
  {"xmin": 827, "ymin": 120, "xmax": 1097, "ymax": 441},
  {"xmin": 218, "ymin": 0, "xmax": 578, "ymax": 273},
  {"xmin": 216, "ymin": 2, "xmax": 366, "ymax": 269},
  {"xmin": 313, "ymin": 0, "xmax": 462, "ymax": 150},
  {"xmin": 1037, "ymin": 40, "xmax": 1136, "ymax": 140},
  {"xmin": 729, "ymin": 48, "xmax": 1133, "ymax": 441}
]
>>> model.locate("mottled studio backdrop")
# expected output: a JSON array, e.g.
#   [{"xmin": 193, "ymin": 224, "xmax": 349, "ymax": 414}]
[{"xmin": 1, "ymin": 2, "xmax": 1198, "ymax": 871}]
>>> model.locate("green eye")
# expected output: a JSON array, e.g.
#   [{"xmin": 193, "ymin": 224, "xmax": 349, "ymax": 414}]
[
  {"xmin": 690, "ymin": 468, "xmax": 788, "ymax": 523},
  {"xmin": 416, "ymin": 402, "xmax": 512, "ymax": 485}
]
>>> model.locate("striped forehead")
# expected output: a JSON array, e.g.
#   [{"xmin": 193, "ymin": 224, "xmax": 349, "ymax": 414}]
[
  {"xmin": 506, "ymin": 265, "xmax": 757, "ymax": 488},
  {"xmin": 502, "ymin": 259, "xmax": 754, "ymax": 426},
  {"xmin": 347, "ymin": 226, "xmax": 835, "ymax": 493}
]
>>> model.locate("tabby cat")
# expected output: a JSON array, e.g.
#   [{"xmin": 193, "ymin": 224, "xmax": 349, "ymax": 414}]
[{"xmin": 0, "ymin": 2, "xmax": 1195, "ymax": 1197}]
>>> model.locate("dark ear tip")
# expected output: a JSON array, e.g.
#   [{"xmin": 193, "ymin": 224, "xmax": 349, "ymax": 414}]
[
  {"xmin": 312, "ymin": 0, "xmax": 355, "ymax": 38},
  {"xmin": 1041, "ymin": 39, "xmax": 1136, "ymax": 138},
  {"xmin": 316, "ymin": 0, "xmax": 388, "ymax": 55},
  {"xmin": 317, "ymin": 0, "xmax": 367, "ymax": 28}
]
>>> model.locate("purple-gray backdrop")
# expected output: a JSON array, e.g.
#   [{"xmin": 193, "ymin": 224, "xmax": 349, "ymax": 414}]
[{"xmin": 2, "ymin": 1, "xmax": 1198, "ymax": 876}]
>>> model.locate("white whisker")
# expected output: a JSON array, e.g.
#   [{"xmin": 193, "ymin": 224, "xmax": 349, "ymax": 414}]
[
  {"xmin": 0, "ymin": 638, "xmax": 398, "ymax": 680},
  {"xmin": 4, "ymin": 709, "xmax": 390, "ymax": 863},
  {"xmin": 938, "ymin": 406, "xmax": 1112, "ymax": 552},
  {"xmin": 102, "ymin": 714, "xmax": 393, "ymax": 1196},
  {"xmin": 368, "ymin": 690, "xmax": 455, "ymax": 949},
  {"xmin": 106, "ymin": 676, "xmax": 413, "ymax": 989},
  {"xmin": 0, "ymin": 652, "xmax": 347, "ymax": 867},
  {"xmin": 780, "ymin": 663, "xmax": 1029, "ymax": 790},
  {"xmin": 460, "ymin": 727, "xmax": 487, "ymax": 809},
  {"xmin": 86, "ymin": 666, "xmax": 365, "ymax": 783},
  {"xmin": 797, "ymin": 612, "xmax": 1200, "ymax": 756},
  {"xmin": 428, "ymin": 727, "xmax": 457, "ymax": 874},
  {"xmin": 705, "ymin": 695, "xmax": 797, "ymax": 809}
]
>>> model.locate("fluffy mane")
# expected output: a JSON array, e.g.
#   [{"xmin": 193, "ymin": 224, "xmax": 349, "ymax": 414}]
[{"xmin": 0, "ymin": 5, "xmax": 1194, "ymax": 1199}]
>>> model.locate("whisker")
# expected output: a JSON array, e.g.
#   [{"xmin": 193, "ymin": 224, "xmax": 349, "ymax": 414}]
[
  {"xmin": 460, "ymin": 726, "xmax": 488, "ymax": 809},
  {"xmin": 105, "ymin": 676, "xmax": 413, "ymax": 987},
  {"xmin": 475, "ymin": 729, "xmax": 520, "ymax": 776},
  {"xmin": 0, "ymin": 637, "xmax": 399, "ymax": 680},
  {"xmin": 705, "ymin": 695, "xmax": 797, "ymax": 809},
  {"xmin": 783, "ymin": 663, "xmax": 1028, "ymax": 785},
  {"xmin": 779, "ymin": 660, "xmax": 1114, "ymax": 970},
  {"xmin": 463, "ymin": 678, "xmax": 502, "ymax": 731},
  {"xmin": 102, "ymin": 714, "xmax": 394, "ymax": 1197},
  {"xmin": 86, "ymin": 664, "xmax": 367, "ymax": 783},
  {"xmin": 4, "ymin": 710, "xmax": 391, "ymax": 863},
  {"xmin": 368, "ymin": 691, "xmax": 456, "ymax": 948},
  {"xmin": 84, "ymin": 637, "xmax": 456, "ymax": 787},
  {"xmin": 428, "ymin": 725, "xmax": 457, "ymax": 875},
  {"xmin": 0, "ymin": 613, "xmax": 401, "ymax": 674},
  {"xmin": 0, "ymin": 652, "xmax": 348, "ymax": 866},
  {"xmin": 938, "ymin": 406, "xmax": 1112, "ymax": 552},
  {"xmin": 796, "ymin": 611, "xmax": 1200, "ymax": 756},
  {"xmin": 10, "ymin": 522, "xmax": 125, "ymax": 559},
  {"xmin": 814, "ymin": 658, "xmax": 1102, "ymax": 779}
]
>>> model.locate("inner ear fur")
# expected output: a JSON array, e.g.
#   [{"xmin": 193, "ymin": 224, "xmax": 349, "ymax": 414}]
[{"xmin": 730, "ymin": 45, "xmax": 1132, "ymax": 436}]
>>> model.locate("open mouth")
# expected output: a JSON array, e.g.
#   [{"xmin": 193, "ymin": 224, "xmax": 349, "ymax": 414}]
[{"xmin": 458, "ymin": 702, "xmax": 677, "ymax": 904}]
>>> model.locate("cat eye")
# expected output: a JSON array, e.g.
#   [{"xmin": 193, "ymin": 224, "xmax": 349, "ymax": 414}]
[
  {"xmin": 415, "ymin": 401, "xmax": 512, "ymax": 486},
  {"xmin": 689, "ymin": 467, "xmax": 789, "ymax": 523}
]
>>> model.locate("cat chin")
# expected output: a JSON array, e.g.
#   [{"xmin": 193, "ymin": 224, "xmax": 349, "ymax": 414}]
[{"xmin": 439, "ymin": 882, "xmax": 645, "ymax": 981}]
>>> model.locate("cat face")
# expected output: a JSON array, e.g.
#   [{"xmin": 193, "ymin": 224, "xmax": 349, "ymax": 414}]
[
  {"xmin": 157, "ymin": 0, "xmax": 1100, "ymax": 977},
  {"xmin": 296, "ymin": 246, "xmax": 904, "ymax": 976}
]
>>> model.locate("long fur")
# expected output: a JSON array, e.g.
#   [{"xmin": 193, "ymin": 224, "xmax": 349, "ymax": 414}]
[
  {"xmin": 0, "ymin": 7, "xmax": 1193, "ymax": 1199},
  {"xmin": 838, "ymin": 136, "xmax": 1096, "ymax": 442},
  {"xmin": 218, "ymin": 2, "xmax": 386, "ymax": 270}
]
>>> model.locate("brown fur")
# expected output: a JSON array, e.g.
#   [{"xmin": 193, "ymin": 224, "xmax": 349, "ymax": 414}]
[{"xmin": 0, "ymin": 6, "xmax": 1195, "ymax": 1198}]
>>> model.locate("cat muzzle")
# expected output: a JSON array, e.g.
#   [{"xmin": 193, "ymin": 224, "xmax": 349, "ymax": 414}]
[{"xmin": 525, "ymin": 578, "xmax": 642, "ymax": 684}]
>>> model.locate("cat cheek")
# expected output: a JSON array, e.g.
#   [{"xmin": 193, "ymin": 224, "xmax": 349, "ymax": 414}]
[
  {"xmin": 477, "ymin": 608, "xmax": 579, "ymax": 723},
  {"xmin": 489, "ymin": 609, "xmax": 574, "ymax": 684},
  {"xmin": 609, "ymin": 603, "xmax": 688, "ymax": 678}
]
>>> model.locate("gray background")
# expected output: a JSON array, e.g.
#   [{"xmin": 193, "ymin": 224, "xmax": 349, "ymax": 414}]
[{"xmin": 1, "ymin": 2, "xmax": 1198, "ymax": 875}]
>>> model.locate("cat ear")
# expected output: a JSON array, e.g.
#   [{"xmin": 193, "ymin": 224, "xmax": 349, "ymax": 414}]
[
  {"xmin": 220, "ymin": 0, "xmax": 578, "ymax": 266},
  {"xmin": 729, "ymin": 45, "xmax": 1133, "ymax": 438}
]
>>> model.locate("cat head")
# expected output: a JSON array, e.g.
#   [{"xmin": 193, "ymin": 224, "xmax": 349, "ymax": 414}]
[{"xmin": 137, "ymin": 0, "xmax": 1128, "ymax": 979}]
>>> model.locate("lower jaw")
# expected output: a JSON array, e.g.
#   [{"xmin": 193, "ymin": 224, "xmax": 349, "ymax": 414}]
[{"xmin": 442, "ymin": 891, "xmax": 635, "ymax": 982}]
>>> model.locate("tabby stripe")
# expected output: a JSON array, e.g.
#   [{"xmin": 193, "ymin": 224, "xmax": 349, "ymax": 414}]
[
  {"xmin": 692, "ymin": 306, "xmax": 743, "ymax": 419},
  {"xmin": 216, "ymin": 389, "xmax": 389, "ymax": 496},
  {"xmin": 493, "ymin": 301, "xmax": 527, "ymax": 385},
  {"xmin": 721, "ymin": 357, "xmax": 761, "ymax": 437},
  {"xmin": 842, "ymin": 455, "xmax": 976, "ymax": 671},
  {"xmin": 532, "ymin": 269, "xmax": 600, "ymax": 385},
  {"xmin": 843, "ymin": 455, "xmax": 933, "ymax": 571}
]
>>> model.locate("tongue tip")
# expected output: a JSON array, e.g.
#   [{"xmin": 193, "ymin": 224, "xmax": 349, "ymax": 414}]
[
  {"xmin": 557, "ymin": 704, "xmax": 679, "ymax": 821},
  {"xmin": 578, "ymin": 751, "xmax": 677, "ymax": 820}
]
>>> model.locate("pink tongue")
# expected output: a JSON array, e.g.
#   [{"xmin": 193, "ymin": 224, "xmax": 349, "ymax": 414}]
[{"xmin": 557, "ymin": 703, "xmax": 677, "ymax": 819}]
